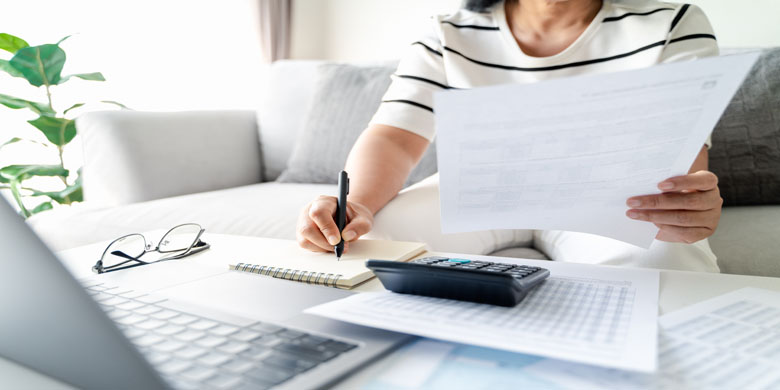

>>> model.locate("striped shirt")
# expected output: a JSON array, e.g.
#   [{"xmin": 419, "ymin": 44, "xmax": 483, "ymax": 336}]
[{"xmin": 370, "ymin": 1, "xmax": 719, "ymax": 143}]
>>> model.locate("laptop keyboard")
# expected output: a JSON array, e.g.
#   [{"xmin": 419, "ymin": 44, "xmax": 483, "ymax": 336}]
[{"xmin": 82, "ymin": 280, "xmax": 357, "ymax": 390}]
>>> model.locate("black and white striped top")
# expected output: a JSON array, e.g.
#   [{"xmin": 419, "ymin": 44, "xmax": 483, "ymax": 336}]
[{"xmin": 370, "ymin": 0, "xmax": 718, "ymax": 142}]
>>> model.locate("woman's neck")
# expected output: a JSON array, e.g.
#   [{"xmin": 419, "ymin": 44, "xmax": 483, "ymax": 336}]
[{"xmin": 506, "ymin": 0, "xmax": 602, "ymax": 57}]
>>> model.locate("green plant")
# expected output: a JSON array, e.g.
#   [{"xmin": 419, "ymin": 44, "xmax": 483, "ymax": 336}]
[{"xmin": 0, "ymin": 33, "xmax": 125, "ymax": 218}]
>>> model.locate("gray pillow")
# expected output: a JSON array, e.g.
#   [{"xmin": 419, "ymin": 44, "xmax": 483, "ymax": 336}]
[
  {"xmin": 709, "ymin": 48, "xmax": 780, "ymax": 206},
  {"xmin": 277, "ymin": 63, "xmax": 437, "ymax": 186}
]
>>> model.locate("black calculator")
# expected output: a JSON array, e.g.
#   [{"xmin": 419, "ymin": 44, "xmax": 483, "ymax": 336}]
[{"xmin": 366, "ymin": 256, "xmax": 550, "ymax": 307}]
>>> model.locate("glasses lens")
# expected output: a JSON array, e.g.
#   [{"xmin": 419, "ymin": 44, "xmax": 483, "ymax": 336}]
[
  {"xmin": 159, "ymin": 224, "xmax": 201, "ymax": 253},
  {"xmin": 102, "ymin": 234, "xmax": 146, "ymax": 268}
]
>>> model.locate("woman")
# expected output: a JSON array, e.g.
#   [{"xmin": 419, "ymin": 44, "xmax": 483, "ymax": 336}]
[{"xmin": 296, "ymin": 0, "xmax": 723, "ymax": 272}]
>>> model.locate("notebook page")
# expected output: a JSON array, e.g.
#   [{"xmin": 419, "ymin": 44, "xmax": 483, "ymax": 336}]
[{"xmin": 230, "ymin": 239, "xmax": 426, "ymax": 288}]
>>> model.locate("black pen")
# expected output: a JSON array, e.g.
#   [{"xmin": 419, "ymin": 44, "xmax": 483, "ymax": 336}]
[{"xmin": 335, "ymin": 171, "xmax": 349, "ymax": 261}]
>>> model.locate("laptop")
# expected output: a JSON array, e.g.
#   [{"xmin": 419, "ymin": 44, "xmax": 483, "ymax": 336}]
[{"xmin": 0, "ymin": 198, "xmax": 408, "ymax": 390}]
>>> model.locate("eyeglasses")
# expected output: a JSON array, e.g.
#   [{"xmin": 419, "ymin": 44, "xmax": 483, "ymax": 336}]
[{"xmin": 92, "ymin": 223, "xmax": 210, "ymax": 274}]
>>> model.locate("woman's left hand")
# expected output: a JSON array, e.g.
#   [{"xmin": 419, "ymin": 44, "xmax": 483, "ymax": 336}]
[{"xmin": 626, "ymin": 170, "xmax": 723, "ymax": 244}]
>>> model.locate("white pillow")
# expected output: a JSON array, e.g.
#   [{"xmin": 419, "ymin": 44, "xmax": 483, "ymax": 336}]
[{"xmin": 366, "ymin": 174, "xmax": 533, "ymax": 255}]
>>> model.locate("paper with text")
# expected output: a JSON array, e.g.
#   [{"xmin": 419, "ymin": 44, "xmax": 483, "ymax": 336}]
[
  {"xmin": 307, "ymin": 257, "xmax": 659, "ymax": 372},
  {"xmin": 523, "ymin": 288, "xmax": 780, "ymax": 389},
  {"xmin": 434, "ymin": 53, "xmax": 760, "ymax": 247}
]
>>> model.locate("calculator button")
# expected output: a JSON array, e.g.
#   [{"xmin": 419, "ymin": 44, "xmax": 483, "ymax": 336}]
[{"xmin": 447, "ymin": 258, "xmax": 471, "ymax": 264}]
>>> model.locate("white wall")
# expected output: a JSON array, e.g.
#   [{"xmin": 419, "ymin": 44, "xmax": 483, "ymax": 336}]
[
  {"xmin": 0, "ymin": 0, "xmax": 265, "ymax": 201},
  {"xmin": 291, "ymin": 0, "xmax": 780, "ymax": 61}
]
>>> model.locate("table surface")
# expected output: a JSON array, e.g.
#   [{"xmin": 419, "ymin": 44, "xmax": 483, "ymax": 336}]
[{"xmin": 3, "ymin": 234, "xmax": 779, "ymax": 389}]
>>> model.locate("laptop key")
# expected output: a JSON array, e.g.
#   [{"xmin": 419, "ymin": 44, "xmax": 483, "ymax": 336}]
[
  {"xmin": 152, "ymin": 340, "xmax": 186, "ymax": 353},
  {"xmin": 175, "ymin": 330, "xmax": 206, "ymax": 342},
  {"xmin": 252, "ymin": 334, "xmax": 284, "ymax": 348},
  {"xmin": 134, "ymin": 305, "xmax": 163, "ymax": 316},
  {"xmin": 170, "ymin": 314, "xmax": 198, "ymax": 325},
  {"xmin": 174, "ymin": 346, "xmax": 208, "ymax": 360},
  {"xmin": 211, "ymin": 324, "xmax": 239, "ymax": 336},
  {"xmin": 231, "ymin": 330, "xmax": 262, "ymax": 342},
  {"xmin": 241, "ymin": 346, "xmax": 272, "ymax": 361},
  {"xmin": 274, "ymin": 343, "xmax": 338, "ymax": 362},
  {"xmin": 180, "ymin": 366, "xmax": 217, "ymax": 382},
  {"xmin": 116, "ymin": 314, "xmax": 148, "ymax": 325},
  {"xmin": 322, "ymin": 340, "xmax": 357, "ymax": 353},
  {"xmin": 116, "ymin": 301, "xmax": 146, "ymax": 311},
  {"xmin": 219, "ymin": 358, "xmax": 254, "ymax": 374},
  {"xmin": 277, "ymin": 329, "xmax": 306, "ymax": 340},
  {"xmin": 198, "ymin": 352, "xmax": 232, "ymax": 367},
  {"xmin": 136, "ymin": 319, "xmax": 166, "ymax": 330},
  {"xmin": 155, "ymin": 324, "xmax": 186, "ymax": 336},
  {"xmin": 195, "ymin": 336, "xmax": 227, "ymax": 348},
  {"xmin": 263, "ymin": 351, "xmax": 319, "ymax": 372},
  {"xmin": 245, "ymin": 364, "xmax": 296, "ymax": 385},
  {"xmin": 207, "ymin": 374, "xmax": 243, "ymax": 390},
  {"xmin": 151, "ymin": 310, "xmax": 180, "ymax": 320},
  {"xmin": 133, "ymin": 334, "xmax": 165, "ymax": 347},
  {"xmin": 158, "ymin": 359, "xmax": 192, "ymax": 374},
  {"xmin": 189, "ymin": 319, "xmax": 218, "ymax": 331},
  {"xmin": 221, "ymin": 359, "xmax": 254, "ymax": 374},
  {"xmin": 107, "ymin": 309, "xmax": 131, "ymax": 320},
  {"xmin": 219, "ymin": 341, "xmax": 251, "ymax": 355}
]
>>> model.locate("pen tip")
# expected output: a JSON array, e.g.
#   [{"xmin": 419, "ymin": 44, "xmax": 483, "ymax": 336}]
[{"xmin": 337, "ymin": 256, "xmax": 341, "ymax": 261}]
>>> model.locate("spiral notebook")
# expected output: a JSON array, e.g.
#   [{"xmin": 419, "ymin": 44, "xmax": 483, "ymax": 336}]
[{"xmin": 228, "ymin": 239, "xmax": 427, "ymax": 289}]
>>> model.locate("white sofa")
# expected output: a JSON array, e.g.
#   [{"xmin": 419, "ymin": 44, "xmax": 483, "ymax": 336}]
[{"xmin": 28, "ymin": 60, "xmax": 780, "ymax": 277}]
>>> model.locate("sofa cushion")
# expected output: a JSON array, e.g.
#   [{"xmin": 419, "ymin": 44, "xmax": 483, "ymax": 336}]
[
  {"xmin": 277, "ymin": 63, "xmax": 438, "ymax": 187},
  {"xmin": 709, "ymin": 48, "xmax": 780, "ymax": 206},
  {"xmin": 710, "ymin": 206, "xmax": 780, "ymax": 277},
  {"xmin": 28, "ymin": 182, "xmax": 334, "ymax": 252},
  {"xmin": 258, "ymin": 60, "xmax": 324, "ymax": 181}
]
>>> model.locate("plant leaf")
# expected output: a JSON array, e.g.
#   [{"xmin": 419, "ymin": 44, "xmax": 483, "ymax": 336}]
[
  {"xmin": 56, "ymin": 35, "xmax": 72, "ymax": 45},
  {"xmin": 31, "ymin": 181, "xmax": 82, "ymax": 204},
  {"xmin": 0, "ymin": 164, "xmax": 69, "ymax": 182},
  {"xmin": 59, "ymin": 72, "xmax": 105, "ymax": 84},
  {"xmin": 27, "ymin": 116, "xmax": 77, "ymax": 146},
  {"xmin": 8, "ymin": 178, "xmax": 30, "ymax": 218},
  {"xmin": 63, "ymin": 103, "xmax": 85, "ymax": 116},
  {"xmin": 101, "ymin": 100, "xmax": 130, "ymax": 110},
  {"xmin": 0, "ymin": 137, "xmax": 22, "ymax": 150},
  {"xmin": 0, "ymin": 93, "xmax": 55, "ymax": 115},
  {"xmin": 31, "ymin": 201, "xmax": 53, "ymax": 214},
  {"xmin": 0, "ymin": 33, "xmax": 29, "ymax": 54},
  {"xmin": 0, "ymin": 59, "xmax": 24, "ymax": 77},
  {"xmin": 9, "ymin": 44, "xmax": 66, "ymax": 87}
]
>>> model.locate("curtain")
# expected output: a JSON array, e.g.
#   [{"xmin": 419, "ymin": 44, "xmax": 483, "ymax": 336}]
[{"xmin": 258, "ymin": 0, "xmax": 292, "ymax": 63}]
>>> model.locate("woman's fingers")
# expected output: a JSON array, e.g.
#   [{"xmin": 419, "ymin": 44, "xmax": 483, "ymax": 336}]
[
  {"xmin": 342, "ymin": 202, "xmax": 374, "ymax": 242},
  {"xmin": 627, "ymin": 190, "xmax": 720, "ymax": 211},
  {"xmin": 626, "ymin": 208, "xmax": 720, "ymax": 227},
  {"xmin": 657, "ymin": 170, "xmax": 719, "ymax": 192},
  {"xmin": 308, "ymin": 196, "xmax": 341, "ymax": 245},
  {"xmin": 297, "ymin": 204, "xmax": 333, "ymax": 251}
]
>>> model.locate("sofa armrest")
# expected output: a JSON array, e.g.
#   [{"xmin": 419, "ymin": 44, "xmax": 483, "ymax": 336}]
[{"xmin": 77, "ymin": 110, "xmax": 262, "ymax": 207}]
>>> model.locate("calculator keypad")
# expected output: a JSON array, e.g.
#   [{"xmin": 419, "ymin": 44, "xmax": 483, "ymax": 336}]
[{"xmin": 412, "ymin": 257, "xmax": 543, "ymax": 279}]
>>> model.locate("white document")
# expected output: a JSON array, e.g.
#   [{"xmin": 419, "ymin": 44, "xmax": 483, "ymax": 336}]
[
  {"xmin": 523, "ymin": 287, "xmax": 780, "ymax": 389},
  {"xmin": 434, "ymin": 53, "xmax": 760, "ymax": 247},
  {"xmin": 306, "ymin": 256, "xmax": 660, "ymax": 372},
  {"xmin": 361, "ymin": 288, "xmax": 780, "ymax": 390}
]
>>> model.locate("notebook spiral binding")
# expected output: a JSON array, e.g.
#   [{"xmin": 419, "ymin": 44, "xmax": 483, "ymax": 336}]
[{"xmin": 232, "ymin": 262, "xmax": 343, "ymax": 288}]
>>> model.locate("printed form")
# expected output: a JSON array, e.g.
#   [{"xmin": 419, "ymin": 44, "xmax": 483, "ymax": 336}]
[
  {"xmin": 433, "ymin": 53, "xmax": 759, "ymax": 247},
  {"xmin": 307, "ymin": 256, "xmax": 660, "ymax": 372}
]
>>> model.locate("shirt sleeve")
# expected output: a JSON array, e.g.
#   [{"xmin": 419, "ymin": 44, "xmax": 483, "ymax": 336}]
[
  {"xmin": 660, "ymin": 4, "xmax": 719, "ymax": 149},
  {"xmin": 368, "ymin": 22, "xmax": 446, "ymax": 142}
]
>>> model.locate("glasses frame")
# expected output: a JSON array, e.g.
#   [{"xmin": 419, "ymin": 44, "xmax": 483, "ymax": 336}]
[{"xmin": 92, "ymin": 223, "xmax": 210, "ymax": 274}]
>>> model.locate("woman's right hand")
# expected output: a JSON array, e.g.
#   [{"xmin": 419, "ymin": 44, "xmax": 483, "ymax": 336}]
[{"xmin": 296, "ymin": 195, "xmax": 374, "ymax": 253}]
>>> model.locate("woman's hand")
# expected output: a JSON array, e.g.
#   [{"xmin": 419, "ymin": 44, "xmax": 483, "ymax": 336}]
[
  {"xmin": 296, "ymin": 196, "xmax": 374, "ymax": 253},
  {"xmin": 626, "ymin": 170, "xmax": 723, "ymax": 244}
]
